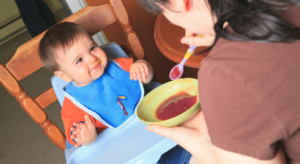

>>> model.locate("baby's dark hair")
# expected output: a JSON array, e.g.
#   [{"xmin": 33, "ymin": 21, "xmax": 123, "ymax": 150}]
[{"xmin": 39, "ymin": 22, "xmax": 90, "ymax": 72}]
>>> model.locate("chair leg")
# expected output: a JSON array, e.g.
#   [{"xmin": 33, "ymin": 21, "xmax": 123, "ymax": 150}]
[{"xmin": 0, "ymin": 64, "xmax": 66, "ymax": 150}]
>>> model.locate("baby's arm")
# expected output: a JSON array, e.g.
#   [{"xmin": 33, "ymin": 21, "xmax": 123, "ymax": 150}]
[
  {"xmin": 70, "ymin": 115, "xmax": 97, "ymax": 148},
  {"xmin": 130, "ymin": 59, "xmax": 153, "ymax": 84}
]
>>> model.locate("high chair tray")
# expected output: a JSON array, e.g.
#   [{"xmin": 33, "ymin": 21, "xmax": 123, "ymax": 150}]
[{"xmin": 66, "ymin": 116, "xmax": 177, "ymax": 164}]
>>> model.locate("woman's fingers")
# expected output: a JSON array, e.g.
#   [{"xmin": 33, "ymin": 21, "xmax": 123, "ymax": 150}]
[
  {"xmin": 146, "ymin": 124, "xmax": 177, "ymax": 139},
  {"xmin": 146, "ymin": 124, "xmax": 199, "ymax": 149},
  {"xmin": 146, "ymin": 124, "xmax": 190, "ymax": 143},
  {"xmin": 145, "ymin": 111, "xmax": 210, "ymax": 152},
  {"xmin": 185, "ymin": 30, "xmax": 196, "ymax": 37},
  {"xmin": 181, "ymin": 34, "xmax": 215, "ymax": 47}
]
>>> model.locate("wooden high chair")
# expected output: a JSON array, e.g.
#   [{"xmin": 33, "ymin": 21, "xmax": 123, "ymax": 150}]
[{"xmin": 0, "ymin": 0, "xmax": 145, "ymax": 150}]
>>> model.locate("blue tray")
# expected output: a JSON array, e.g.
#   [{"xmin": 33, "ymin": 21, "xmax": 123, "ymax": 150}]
[{"xmin": 66, "ymin": 117, "xmax": 177, "ymax": 164}]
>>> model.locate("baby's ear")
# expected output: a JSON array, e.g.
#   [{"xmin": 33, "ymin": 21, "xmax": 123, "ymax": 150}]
[{"xmin": 54, "ymin": 71, "xmax": 72, "ymax": 82}]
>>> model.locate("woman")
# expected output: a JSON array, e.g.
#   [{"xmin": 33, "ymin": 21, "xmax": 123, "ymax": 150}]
[
  {"xmin": 15, "ymin": 0, "xmax": 56, "ymax": 37},
  {"xmin": 138, "ymin": 0, "xmax": 300, "ymax": 163}
]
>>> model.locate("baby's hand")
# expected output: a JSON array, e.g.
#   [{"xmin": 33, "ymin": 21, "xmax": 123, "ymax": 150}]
[
  {"xmin": 70, "ymin": 115, "xmax": 97, "ymax": 148},
  {"xmin": 130, "ymin": 60, "xmax": 150, "ymax": 83}
]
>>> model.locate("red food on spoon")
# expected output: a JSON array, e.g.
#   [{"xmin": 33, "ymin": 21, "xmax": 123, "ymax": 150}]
[{"xmin": 170, "ymin": 66, "xmax": 182, "ymax": 80}]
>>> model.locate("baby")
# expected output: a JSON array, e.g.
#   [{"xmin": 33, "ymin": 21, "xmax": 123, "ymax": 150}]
[{"xmin": 39, "ymin": 22, "xmax": 153, "ymax": 148}]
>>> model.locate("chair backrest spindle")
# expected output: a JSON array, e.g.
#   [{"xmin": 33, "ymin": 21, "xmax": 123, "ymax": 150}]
[
  {"xmin": 110, "ymin": 0, "xmax": 145, "ymax": 59},
  {"xmin": 35, "ymin": 88, "xmax": 57, "ymax": 109}
]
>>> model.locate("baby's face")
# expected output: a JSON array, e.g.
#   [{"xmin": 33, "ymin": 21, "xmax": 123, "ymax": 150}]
[{"xmin": 55, "ymin": 34, "xmax": 107, "ymax": 86}]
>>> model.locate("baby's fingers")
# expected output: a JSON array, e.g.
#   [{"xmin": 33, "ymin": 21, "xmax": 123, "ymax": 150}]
[
  {"xmin": 141, "ymin": 64, "xmax": 149, "ymax": 78},
  {"xmin": 134, "ymin": 67, "xmax": 142, "ymax": 81},
  {"xmin": 73, "ymin": 122, "xmax": 85, "ymax": 128},
  {"xmin": 70, "ymin": 126, "xmax": 82, "ymax": 135},
  {"xmin": 130, "ymin": 71, "xmax": 137, "ymax": 81},
  {"xmin": 70, "ymin": 126, "xmax": 79, "ymax": 134},
  {"xmin": 130, "ymin": 66, "xmax": 137, "ymax": 81},
  {"xmin": 74, "ymin": 144, "xmax": 81, "ymax": 148},
  {"xmin": 136, "ymin": 67, "xmax": 146, "ymax": 82},
  {"xmin": 141, "ymin": 72, "xmax": 147, "ymax": 82},
  {"xmin": 74, "ymin": 140, "xmax": 84, "ymax": 148},
  {"xmin": 84, "ymin": 115, "xmax": 93, "ymax": 125},
  {"xmin": 139, "ymin": 68, "xmax": 147, "ymax": 82},
  {"xmin": 71, "ymin": 132, "xmax": 81, "ymax": 139}
]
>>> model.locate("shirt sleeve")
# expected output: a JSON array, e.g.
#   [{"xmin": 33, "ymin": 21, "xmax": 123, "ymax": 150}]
[
  {"xmin": 61, "ymin": 98, "xmax": 107, "ymax": 145},
  {"xmin": 113, "ymin": 57, "xmax": 133, "ymax": 72},
  {"xmin": 198, "ymin": 59, "xmax": 285, "ymax": 160}
]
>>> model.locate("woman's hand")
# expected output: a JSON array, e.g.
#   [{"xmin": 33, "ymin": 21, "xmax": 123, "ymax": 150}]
[
  {"xmin": 146, "ymin": 110, "xmax": 217, "ymax": 164},
  {"xmin": 181, "ymin": 31, "xmax": 215, "ymax": 47}
]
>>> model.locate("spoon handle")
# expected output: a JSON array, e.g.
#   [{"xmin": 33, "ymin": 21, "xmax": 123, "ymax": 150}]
[
  {"xmin": 188, "ymin": 46, "xmax": 197, "ymax": 53},
  {"xmin": 180, "ymin": 57, "xmax": 189, "ymax": 66},
  {"xmin": 183, "ymin": 45, "xmax": 197, "ymax": 61}
]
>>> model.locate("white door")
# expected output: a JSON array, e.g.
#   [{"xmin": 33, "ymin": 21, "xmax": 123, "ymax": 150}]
[{"xmin": 64, "ymin": 0, "xmax": 108, "ymax": 46}]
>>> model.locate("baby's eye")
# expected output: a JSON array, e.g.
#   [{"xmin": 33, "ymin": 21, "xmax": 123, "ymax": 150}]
[
  {"xmin": 90, "ymin": 46, "xmax": 96, "ymax": 51},
  {"xmin": 76, "ymin": 58, "xmax": 82, "ymax": 64}
]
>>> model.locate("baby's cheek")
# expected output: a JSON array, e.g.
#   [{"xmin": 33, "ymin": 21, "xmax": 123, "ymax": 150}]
[
  {"xmin": 78, "ymin": 69, "xmax": 85, "ymax": 73},
  {"xmin": 101, "ymin": 56, "xmax": 107, "ymax": 67}
]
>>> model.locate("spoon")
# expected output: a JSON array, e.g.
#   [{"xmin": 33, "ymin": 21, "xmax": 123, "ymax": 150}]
[{"xmin": 169, "ymin": 45, "xmax": 197, "ymax": 80}]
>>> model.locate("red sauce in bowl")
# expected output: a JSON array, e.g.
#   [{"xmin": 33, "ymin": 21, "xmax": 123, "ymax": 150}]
[{"xmin": 156, "ymin": 92, "xmax": 197, "ymax": 121}]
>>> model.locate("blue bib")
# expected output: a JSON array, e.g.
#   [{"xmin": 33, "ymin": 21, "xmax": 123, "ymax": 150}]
[{"xmin": 65, "ymin": 60, "xmax": 143, "ymax": 128}]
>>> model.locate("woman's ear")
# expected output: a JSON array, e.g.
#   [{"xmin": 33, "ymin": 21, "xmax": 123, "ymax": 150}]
[
  {"xmin": 54, "ymin": 71, "xmax": 72, "ymax": 82},
  {"xmin": 183, "ymin": 0, "xmax": 190, "ymax": 12},
  {"xmin": 174, "ymin": 0, "xmax": 190, "ymax": 12}
]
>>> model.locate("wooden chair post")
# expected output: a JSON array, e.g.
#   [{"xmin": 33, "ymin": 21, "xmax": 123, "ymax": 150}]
[
  {"xmin": 0, "ymin": 64, "xmax": 66, "ymax": 150},
  {"xmin": 110, "ymin": 0, "xmax": 145, "ymax": 60}
]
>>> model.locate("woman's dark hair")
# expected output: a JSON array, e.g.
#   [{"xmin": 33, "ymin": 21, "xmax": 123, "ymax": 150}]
[{"xmin": 137, "ymin": 0, "xmax": 300, "ymax": 52}]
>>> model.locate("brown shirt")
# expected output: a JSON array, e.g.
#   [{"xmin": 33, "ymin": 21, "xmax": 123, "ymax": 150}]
[{"xmin": 198, "ymin": 7, "xmax": 300, "ymax": 163}]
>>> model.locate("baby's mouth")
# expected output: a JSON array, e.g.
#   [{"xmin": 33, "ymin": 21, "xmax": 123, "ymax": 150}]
[{"xmin": 90, "ymin": 62, "xmax": 101, "ymax": 72}]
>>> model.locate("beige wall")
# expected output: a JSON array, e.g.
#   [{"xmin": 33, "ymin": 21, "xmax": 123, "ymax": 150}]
[
  {"xmin": 0, "ymin": 0, "xmax": 20, "ymax": 25},
  {"xmin": 0, "ymin": 0, "xmax": 24, "ymax": 44}
]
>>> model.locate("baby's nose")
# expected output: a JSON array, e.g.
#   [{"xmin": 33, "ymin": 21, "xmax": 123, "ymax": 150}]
[{"xmin": 88, "ymin": 54, "xmax": 97, "ymax": 63}]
